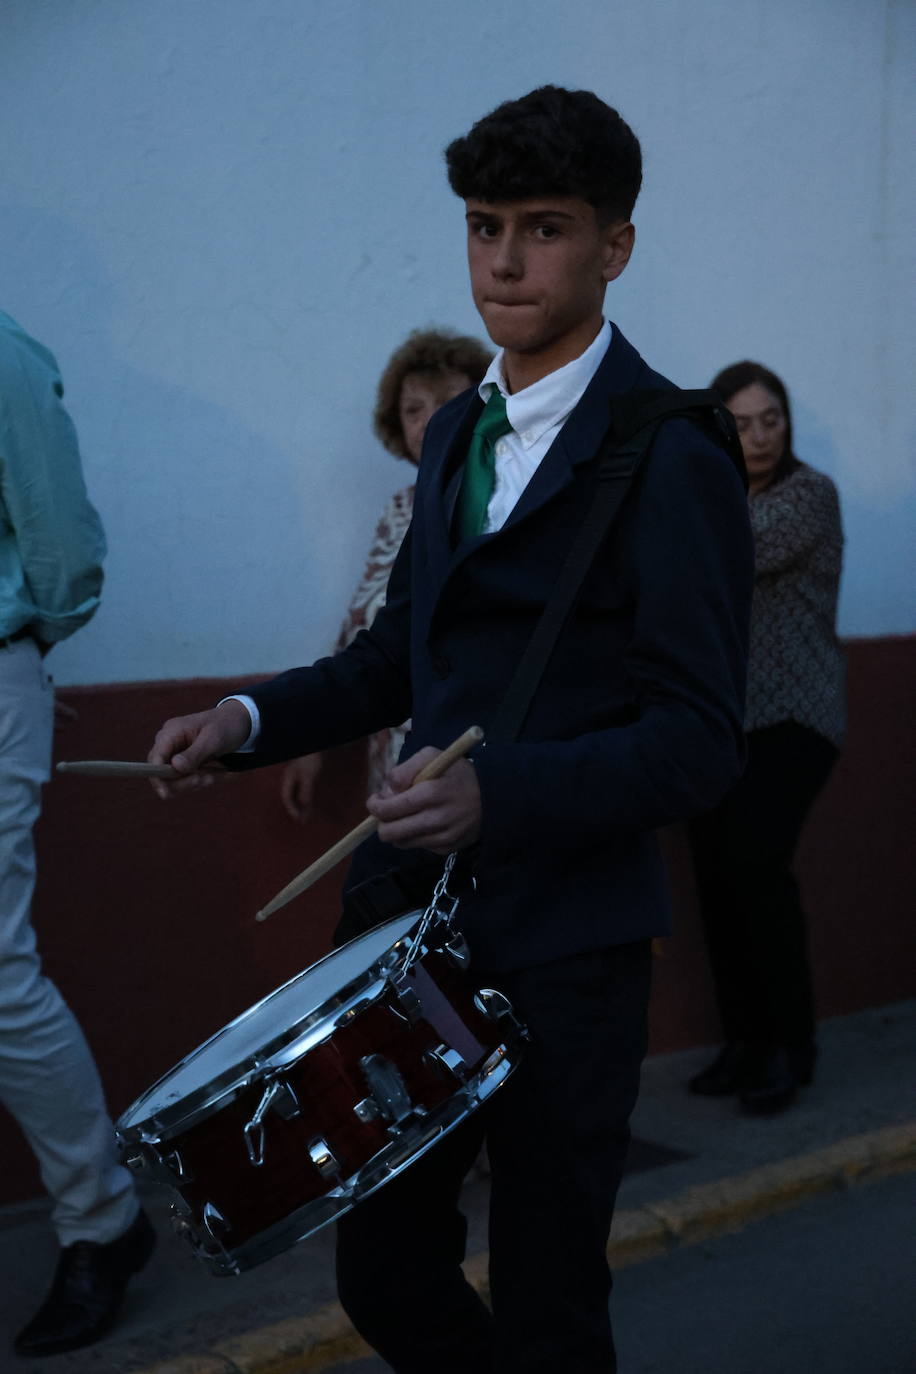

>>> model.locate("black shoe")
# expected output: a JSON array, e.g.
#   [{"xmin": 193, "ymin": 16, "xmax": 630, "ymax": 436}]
[
  {"xmin": 14, "ymin": 1207, "xmax": 156, "ymax": 1357},
  {"xmin": 788, "ymin": 1040, "xmax": 817, "ymax": 1087},
  {"xmin": 688, "ymin": 1042, "xmax": 752, "ymax": 1096},
  {"xmin": 738, "ymin": 1046, "xmax": 802, "ymax": 1115}
]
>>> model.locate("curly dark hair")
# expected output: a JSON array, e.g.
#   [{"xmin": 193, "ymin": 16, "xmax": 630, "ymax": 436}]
[
  {"xmin": 711, "ymin": 360, "xmax": 797, "ymax": 483},
  {"xmin": 373, "ymin": 328, "xmax": 492, "ymax": 459},
  {"xmin": 444, "ymin": 85, "xmax": 642, "ymax": 224}
]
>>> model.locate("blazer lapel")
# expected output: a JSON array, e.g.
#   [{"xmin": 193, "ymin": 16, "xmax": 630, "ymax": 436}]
[
  {"xmin": 499, "ymin": 323, "xmax": 648, "ymax": 534},
  {"xmin": 421, "ymin": 388, "xmax": 483, "ymax": 588},
  {"xmin": 425, "ymin": 326, "xmax": 651, "ymax": 594},
  {"xmin": 441, "ymin": 392, "xmax": 483, "ymax": 530}
]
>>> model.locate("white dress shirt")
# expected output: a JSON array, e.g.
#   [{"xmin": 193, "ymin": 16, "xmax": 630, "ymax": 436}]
[
  {"xmin": 231, "ymin": 320, "xmax": 613, "ymax": 748},
  {"xmin": 478, "ymin": 318, "xmax": 612, "ymax": 532}
]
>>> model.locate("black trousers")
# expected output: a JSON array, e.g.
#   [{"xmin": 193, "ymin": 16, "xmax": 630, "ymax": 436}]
[
  {"xmin": 335, "ymin": 939, "xmax": 652, "ymax": 1374},
  {"xmin": 688, "ymin": 722, "xmax": 838, "ymax": 1048}
]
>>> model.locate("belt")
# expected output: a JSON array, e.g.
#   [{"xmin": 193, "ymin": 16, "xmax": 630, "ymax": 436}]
[{"xmin": 0, "ymin": 625, "xmax": 36, "ymax": 649}]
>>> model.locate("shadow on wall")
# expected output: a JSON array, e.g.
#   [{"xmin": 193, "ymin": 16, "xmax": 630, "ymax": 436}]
[
  {"xmin": 792, "ymin": 397, "xmax": 916, "ymax": 637},
  {"xmin": 0, "ymin": 201, "xmax": 320, "ymax": 683}
]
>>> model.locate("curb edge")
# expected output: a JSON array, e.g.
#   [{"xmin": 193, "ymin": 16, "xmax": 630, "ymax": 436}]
[{"xmin": 137, "ymin": 1119, "xmax": 916, "ymax": 1374}]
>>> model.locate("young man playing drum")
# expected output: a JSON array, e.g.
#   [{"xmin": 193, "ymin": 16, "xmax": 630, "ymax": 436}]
[{"xmin": 151, "ymin": 86, "xmax": 753, "ymax": 1374}]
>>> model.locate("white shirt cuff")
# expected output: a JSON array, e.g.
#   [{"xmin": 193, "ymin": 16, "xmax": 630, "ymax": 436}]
[{"xmin": 218, "ymin": 695, "xmax": 260, "ymax": 752}]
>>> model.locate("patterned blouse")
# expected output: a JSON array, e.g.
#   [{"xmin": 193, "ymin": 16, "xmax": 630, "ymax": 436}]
[
  {"xmin": 746, "ymin": 461, "xmax": 845, "ymax": 747},
  {"xmin": 334, "ymin": 485, "xmax": 415, "ymax": 792}
]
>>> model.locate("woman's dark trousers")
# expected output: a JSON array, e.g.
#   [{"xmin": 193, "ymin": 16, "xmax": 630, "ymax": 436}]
[
  {"xmin": 335, "ymin": 939, "xmax": 652, "ymax": 1373},
  {"xmin": 688, "ymin": 721, "xmax": 838, "ymax": 1049}
]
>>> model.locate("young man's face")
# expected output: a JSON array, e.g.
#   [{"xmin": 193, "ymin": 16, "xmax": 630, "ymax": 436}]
[{"xmin": 465, "ymin": 197, "xmax": 634, "ymax": 390}]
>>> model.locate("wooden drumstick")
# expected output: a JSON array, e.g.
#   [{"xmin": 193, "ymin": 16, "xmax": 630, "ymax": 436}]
[
  {"xmin": 255, "ymin": 725, "xmax": 483, "ymax": 924},
  {"xmin": 56, "ymin": 760, "xmax": 224, "ymax": 779}
]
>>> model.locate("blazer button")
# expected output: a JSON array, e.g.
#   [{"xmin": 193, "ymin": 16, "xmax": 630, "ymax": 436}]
[{"xmin": 432, "ymin": 653, "xmax": 451, "ymax": 679}]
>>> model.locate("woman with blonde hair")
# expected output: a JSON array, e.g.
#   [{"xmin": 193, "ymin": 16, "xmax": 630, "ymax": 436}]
[{"xmin": 281, "ymin": 328, "xmax": 492, "ymax": 819}]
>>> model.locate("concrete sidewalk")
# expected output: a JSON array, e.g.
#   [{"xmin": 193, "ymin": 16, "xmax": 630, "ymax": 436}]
[{"xmin": 2, "ymin": 1000, "xmax": 914, "ymax": 1374}]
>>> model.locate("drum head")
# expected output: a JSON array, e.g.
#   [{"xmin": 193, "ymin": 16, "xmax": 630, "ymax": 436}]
[{"xmin": 119, "ymin": 911, "xmax": 420, "ymax": 1135}]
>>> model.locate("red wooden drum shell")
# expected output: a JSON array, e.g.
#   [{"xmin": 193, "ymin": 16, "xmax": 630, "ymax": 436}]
[{"xmin": 117, "ymin": 912, "xmax": 523, "ymax": 1274}]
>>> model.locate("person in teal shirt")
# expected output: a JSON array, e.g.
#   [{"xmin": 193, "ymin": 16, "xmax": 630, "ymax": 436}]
[{"xmin": 0, "ymin": 310, "xmax": 155, "ymax": 1358}]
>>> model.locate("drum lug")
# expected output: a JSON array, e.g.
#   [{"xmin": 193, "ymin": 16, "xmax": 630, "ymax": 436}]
[
  {"xmin": 353, "ymin": 1096, "xmax": 381, "ymax": 1123},
  {"xmin": 172, "ymin": 1202, "xmax": 240, "ymax": 1276},
  {"xmin": 164, "ymin": 1147, "xmax": 193, "ymax": 1182},
  {"xmin": 308, "ymin": 1136, "xmax": 342, "ymax": 1181},
  {"xmin": 243, "ymin": 1077, "xmax": 301, "ymax": 1168},
  {"xmin": 121, "ymin": 1137, "xmax": 193, "ymax": 1189},
  {"xmin": 474, "ymin": 986, "xmax": 520, "ymax": 1025},
  {"xmin": 443, "ymin": 933, "xmax": 471, "ymax": 970},
  {"xmin": 202, "ymin": 1201, "xmax": 231, "ymax": 1240},
  {"xmin": 425, "ymin": 1043, "xmax": 468, "ymax": 1082},
  {"xmin": 360, "ymin": 1053, "xmax": 414, "ymax": 1130},
  {"xmin": 389, "ymin": 974, "xmax": 423, "ymax": 1025},
  {"xmin": 474, "ymin": 987, "xmax": 511, "ymax": 1019},
  {"xmin": 474, "ymin": 987, "xmax": 529, "ymax": 1043},
  {"xmin": 269, "ymin": 1078, "xmax": 302, "ymax": 1121},
  {"xmin": 118, "ymin": 1127, "xmax": 161, "ymax": 1175}
]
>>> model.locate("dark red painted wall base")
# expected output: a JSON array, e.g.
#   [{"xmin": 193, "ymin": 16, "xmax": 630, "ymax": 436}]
[{"xmin": 2, "ymin": 638, "xmax": 914, "ymax": 1204}]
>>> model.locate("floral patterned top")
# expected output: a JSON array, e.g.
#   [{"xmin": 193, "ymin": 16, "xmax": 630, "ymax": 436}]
[
  {"xmin": 746, "ymin": 461, "xmax": 845, "ymax": 747},
  {"xmin": 334, "ymin": 485, "xmax": 415, "ymax": 791}
]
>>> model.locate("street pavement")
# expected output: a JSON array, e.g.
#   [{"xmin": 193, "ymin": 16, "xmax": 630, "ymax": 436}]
[
  {"xmin": 330, "ymin": 1169, "xmax": 916, "ymax": 1374},
  {"xmin": 1, "ymin": 999, "xmax": 914, "ymax": 1374},
  {"xmin": 611, "ymin": 1168, "xmax": 916, "ymax": 1373}
]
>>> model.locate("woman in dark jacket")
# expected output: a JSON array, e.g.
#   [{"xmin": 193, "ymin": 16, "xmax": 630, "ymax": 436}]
[{"xmin": 688, "ymin": 361, "xmax": 845, "ymax": 1113}]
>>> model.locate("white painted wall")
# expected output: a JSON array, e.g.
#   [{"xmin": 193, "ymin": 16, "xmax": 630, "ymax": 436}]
[{"xmin": 1, "ymin": 0, "xmax": 913, "ymax": 685}]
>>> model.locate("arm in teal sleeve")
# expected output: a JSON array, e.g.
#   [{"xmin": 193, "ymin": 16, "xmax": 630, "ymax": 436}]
[{"xmin": 0, "ymin": 317, "xmax": 106, "ymax": 644}]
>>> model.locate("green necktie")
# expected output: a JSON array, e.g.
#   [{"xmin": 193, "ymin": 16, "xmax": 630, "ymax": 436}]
[{"xmin": 455, "ymin": 389, "xmax": 513, "ymax": 539}]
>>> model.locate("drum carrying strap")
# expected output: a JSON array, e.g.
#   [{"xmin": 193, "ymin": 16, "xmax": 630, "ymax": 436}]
[{"xmin": 486, "ymin": 388, "xmax": 744, "ymax": 745}]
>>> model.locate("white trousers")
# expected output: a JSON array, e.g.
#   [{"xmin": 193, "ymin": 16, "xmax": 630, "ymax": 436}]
[{"xmin": 0, "ymin": 638, "xmax": 136, "ymax": 1245}]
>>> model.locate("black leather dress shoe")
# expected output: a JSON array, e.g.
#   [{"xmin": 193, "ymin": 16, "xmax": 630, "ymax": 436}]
[
  {"xmin": 738, "ymin": 1046, "xmax": 805, "ymax": 1115},
  {"xmin": 788, "ymin": 1040, "xmax": 817, "ymax": 1087},
  {"xmin": 688, "ymin": 1042, "xmax": 752, "ymax": 1096},
  {"xmin": 14, "ymin": 1207, "xmax": 156, "ymax": 1357}
]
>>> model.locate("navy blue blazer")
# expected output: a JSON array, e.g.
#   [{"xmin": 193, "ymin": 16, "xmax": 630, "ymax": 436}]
[{"xmin": 239, "ymin": 325, "xmax": 753, "ymax": 970}]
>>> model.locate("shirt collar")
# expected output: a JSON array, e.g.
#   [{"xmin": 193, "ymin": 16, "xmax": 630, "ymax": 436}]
[{"xmin": 477, "ymin": 320, "xmax": 613, "ymax": 449}]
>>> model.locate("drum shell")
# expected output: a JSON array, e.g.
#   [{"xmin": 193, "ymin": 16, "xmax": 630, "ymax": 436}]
[{"xmin": 124, "ymin": 940, "xmax": 510, "ymax": 1267}]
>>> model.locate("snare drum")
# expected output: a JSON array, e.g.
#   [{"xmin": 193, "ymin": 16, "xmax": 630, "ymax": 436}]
[{"xmin": 117, "ymin": 912, "xmax": 524, "ymax": 1275}]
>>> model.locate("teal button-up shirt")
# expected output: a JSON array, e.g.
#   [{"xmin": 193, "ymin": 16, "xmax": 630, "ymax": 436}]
[{"xmin": 0, "ymin": 311, "xmax": 106, "ymax": 646}]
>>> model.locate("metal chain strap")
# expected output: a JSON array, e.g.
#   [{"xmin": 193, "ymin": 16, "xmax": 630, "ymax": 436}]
[{"xmin": 399, "ymin": 851, "xmax": 460, "ymax": 973}]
